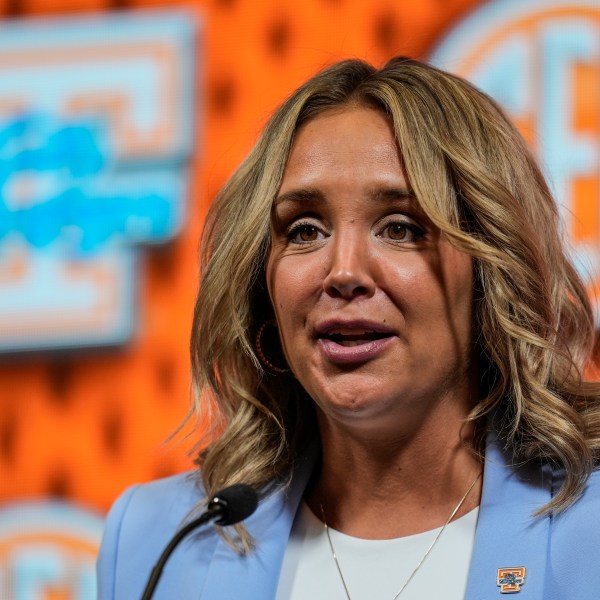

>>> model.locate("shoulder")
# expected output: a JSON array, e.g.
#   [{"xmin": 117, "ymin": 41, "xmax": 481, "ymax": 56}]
[
  {"xmin": 106, "ymin": 471, "xmax": 206, "ymax": 548},
  {"xmin": 96, "ymin": 449, "xmax": 317, "ymax": 600},
  {"xmin": 97, "ymin": 471, "xmax": 211, "ymax": 600},
  {"xmin": 116, "ymin": 471, "xmax": 204, "ymax": 523},
  {"xmin": 545, "ymin": 467, "xmax": 600, "ymax": 597},
  {"xmin": 580, "ymin": 466, "xmax": 600, "ymax": 506},
  {"xmin": 552, "ymin": 466, "xmax": 600, "ymax": 533}
]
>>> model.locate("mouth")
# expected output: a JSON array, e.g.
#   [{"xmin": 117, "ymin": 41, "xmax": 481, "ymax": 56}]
[
  {"xmin": 321, "ymin": 329, "xmax": 394, "ymax": 346},
  {"xmin": 314, "ymin": 320, "xmax": 396, "ymax": 363}
]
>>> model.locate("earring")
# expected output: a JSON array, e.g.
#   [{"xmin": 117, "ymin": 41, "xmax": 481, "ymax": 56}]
[{"xmin": 255, "ymin": 320, "xmax": 290, "ymax": 374}]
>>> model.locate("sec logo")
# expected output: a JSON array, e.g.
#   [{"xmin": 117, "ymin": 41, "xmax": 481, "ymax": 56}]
[
  {"xmin": 431, "ymin": 0, "xmax": 600, "ymax": 323},
  {"xmin": 0, "ymin": 502, "xmax": 103, "ymax": 599}
]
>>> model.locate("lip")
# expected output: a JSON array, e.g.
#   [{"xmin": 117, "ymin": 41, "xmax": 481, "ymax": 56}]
[
  {"xmin": 314, "ymin": 319, "xmax": 396, "ymax": 365},
  {"xmin": 314, "ymin": 318, "xmax": 395, "ymax": 337}
]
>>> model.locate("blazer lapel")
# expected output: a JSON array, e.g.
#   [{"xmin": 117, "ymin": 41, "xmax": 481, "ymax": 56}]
[
  {"xmin": 199, "ymin": 435, "xmax": 553, "ymax": 599},
  {"xmin": 199, "ymin": 450, "xmax": 315, "ymax": 600},
  {"xmin": 465, "ymin": 433, "xmax": 552, "ymax": 600}
]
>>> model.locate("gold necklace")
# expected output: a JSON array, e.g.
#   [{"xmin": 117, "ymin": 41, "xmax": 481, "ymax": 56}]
[{"xmin": 319, "ymin": 472, "xmax": 482, "ymax": 600}]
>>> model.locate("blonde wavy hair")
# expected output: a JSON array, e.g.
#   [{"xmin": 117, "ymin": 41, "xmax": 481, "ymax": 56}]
[{"xmin": 191, "ymin": 57, "xmax": 600, "ymax": 547}]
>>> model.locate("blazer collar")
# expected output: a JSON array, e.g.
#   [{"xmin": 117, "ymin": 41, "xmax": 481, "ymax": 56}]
[
  {"xmin": 199, "ymin": 449, "xmax": 315, "ymax": 599},
  {"xmin": 200, "ymin": 434, "xmax": 552, "ymax": 600},
  {"xmin": 465, "ymin": 432, "xmax": 552, "ymax": 599}
]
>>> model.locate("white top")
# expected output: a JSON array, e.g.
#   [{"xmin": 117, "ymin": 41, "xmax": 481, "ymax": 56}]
[{"xmin": 275, "ymin": 502, "xmax": 479, "ymax": 600}]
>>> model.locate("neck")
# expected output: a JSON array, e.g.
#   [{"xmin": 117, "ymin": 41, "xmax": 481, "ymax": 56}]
[{"xmin": 306, "ymin": 411, "xmax": 482, "ymax": 539}]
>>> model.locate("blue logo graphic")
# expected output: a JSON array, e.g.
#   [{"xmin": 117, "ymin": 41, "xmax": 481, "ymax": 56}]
[
  {"xmin": 0, "ymin": 9, "xmax": 196, "ymax": 351},
  {"xmin": 0, "ymin": 501, "xmax": 104, "ymax": 600},
  {"xmin": 0, "ymin": 114, "xmax": 184, "ymax": 255}
]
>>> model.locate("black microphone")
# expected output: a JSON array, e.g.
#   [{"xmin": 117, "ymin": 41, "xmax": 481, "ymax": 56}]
[{"xmin": 140, "ymin": 484, "xmax": 259, "ymax": 600}]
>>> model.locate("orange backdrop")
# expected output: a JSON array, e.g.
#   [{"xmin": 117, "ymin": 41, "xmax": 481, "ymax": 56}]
[{"xmin": 4, "ymin": 0, "xmax": 593, "ymax": 518}]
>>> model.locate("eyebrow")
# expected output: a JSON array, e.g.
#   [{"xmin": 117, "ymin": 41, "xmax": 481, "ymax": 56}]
[
  {"xmin": 373, "ymin": 187, "xmax": 417, "ymax": 203},
  {"xmin": 274, "ymin": 186, "xmax": 416, "ymax": 207},
  {"xmin": 274, "ymin": 188, "xmax": 326, "ymax": 206}
]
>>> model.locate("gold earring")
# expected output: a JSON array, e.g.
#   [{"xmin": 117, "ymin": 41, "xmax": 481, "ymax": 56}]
[{"xmin": 255, "ymin": 320, "xmax": 290, "ymax": 374}]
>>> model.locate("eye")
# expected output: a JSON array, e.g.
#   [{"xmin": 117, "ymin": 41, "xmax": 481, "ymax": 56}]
[
  {"xmin": 381, "ymin": 220, "xmax": 425, "ymax": 243},
  {"xmin": 287, "ymin": 222, "xmax": 323, "ymax": 244},
  {"xmin": 387, "ymin": 223, "xmax": 409, "ymax": 240}
]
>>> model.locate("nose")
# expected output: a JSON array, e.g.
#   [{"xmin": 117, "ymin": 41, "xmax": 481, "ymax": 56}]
[{"xmin": 322, "ymin": 232, "xmax": 376, "ymax": 299}]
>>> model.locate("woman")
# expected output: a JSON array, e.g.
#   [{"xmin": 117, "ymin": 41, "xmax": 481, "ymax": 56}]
[{"xmin": 98, "ymin": 57, "xmax": 600, "ymax": 599}]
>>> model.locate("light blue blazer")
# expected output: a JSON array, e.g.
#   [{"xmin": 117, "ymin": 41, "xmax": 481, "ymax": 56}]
[{"xmin": 97, "ymin": 434, "xmax": 600, "ymax": 599}]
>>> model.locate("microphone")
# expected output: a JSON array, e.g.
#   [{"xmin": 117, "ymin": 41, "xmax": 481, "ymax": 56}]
[
  {"xmin": 140, "ymin": 484, "xmax": 259, "ymax": 600},
  {"xmin": 210, "ymin": 484, "xmax": 260, "ymax": 525}
]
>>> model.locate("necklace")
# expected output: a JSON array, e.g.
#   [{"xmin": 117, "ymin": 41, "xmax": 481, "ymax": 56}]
[{"xmin": 319, "ymin": 472, "xmax": 482, "ymax": 600}]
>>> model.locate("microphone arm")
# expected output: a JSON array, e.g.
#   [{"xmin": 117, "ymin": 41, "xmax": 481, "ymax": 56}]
[{"xmin": 140, "ymin": 484, "xmax": 259, "ymax": 600}]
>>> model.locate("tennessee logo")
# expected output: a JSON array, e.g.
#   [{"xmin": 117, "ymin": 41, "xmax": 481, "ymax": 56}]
[
  {"xmin": 497, "ymin": 567, "xmax": 527, "ymax": 593},
  {"xmin": 0, "ymin": 11, "xmax": 195, "ymax": 352}
]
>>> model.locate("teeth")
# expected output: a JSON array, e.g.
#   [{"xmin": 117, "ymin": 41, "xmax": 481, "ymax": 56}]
[
  {"xmin": 329, "ymin": 329, "xmax": 374, "ymax": 335},
  {"xmin": 326, "ymin": 331, "xmax": 390, "ymax": 344}
]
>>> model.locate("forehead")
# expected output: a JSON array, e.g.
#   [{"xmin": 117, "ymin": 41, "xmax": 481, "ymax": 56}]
[{"xmin": 279, "ymin": 107, "xmax": 405, "ymax": 193}]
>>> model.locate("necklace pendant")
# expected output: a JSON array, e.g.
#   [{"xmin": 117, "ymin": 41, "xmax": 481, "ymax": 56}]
[{"xmin": 496, "ymin": 567, "xmax": 526, "ymax": 593}]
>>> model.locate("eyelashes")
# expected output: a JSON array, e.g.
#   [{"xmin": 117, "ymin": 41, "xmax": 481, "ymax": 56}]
[
  {"xmin": 381, "ymin": 221, "xmax": 425, "ymax": 242},
  {"xmin": 285, "ymin": 218, "xmax": 426, "ymax": 245},
  {"xmin": 286, "ymin": 221, "xmax": 323, "ymax": 244}
]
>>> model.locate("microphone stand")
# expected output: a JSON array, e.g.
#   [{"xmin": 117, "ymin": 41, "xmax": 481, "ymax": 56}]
[
  {"xmin": 140, "ymin": 506, "xmax": 220, "ymax": 600},
  {"xmin": 140, "ymin": 484, "xmax": 258, "ymax": 600}
]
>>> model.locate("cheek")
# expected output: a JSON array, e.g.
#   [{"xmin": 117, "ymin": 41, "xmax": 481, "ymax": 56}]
[
  {"xmin": 267, "ymin": 249, "xmax": 325, "ymax": 313},
  {"xmin": 266, "ymin": 254, "xmax": 304, "ymax": 354},
  {"xmin": 265, "ymin": 265, "xmax": 293, "ymax": 367},
  {"xmin": 397, "ymin": 246, "xmax": 473, "ymax": 337},
  {"xmin": 446, "ymin": 251, "xmax": 474, "ymax": 306},
  {"xmin": 266, "ymin": 254, "xmax": 327, "ymax": 373},
  {"xmin": 266, "ymin": 252, "xmax": 287, "ymax": 315},
  {"xmin": 439, "ymin": 251, "xmax": 475, "ymax": 344},
  {"xmin": 266, "ymin": 256, "xmax": 290, "ymax": 316}
]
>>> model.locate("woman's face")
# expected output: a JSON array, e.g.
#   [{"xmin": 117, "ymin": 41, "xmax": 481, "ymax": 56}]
[{"xmin": 266, "ymin": 106, "xmax": 476, "ymax": 437}]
